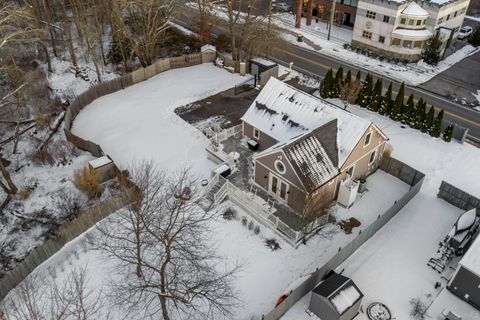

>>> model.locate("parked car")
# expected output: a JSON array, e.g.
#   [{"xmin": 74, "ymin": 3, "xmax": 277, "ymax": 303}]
[
  {"xmin": 457, "ymin": 26, "xmax": 473, "ymax": 40},
  {"xmin": 272, "ymin": 2, "xmax": 292, "ymax": 12}
]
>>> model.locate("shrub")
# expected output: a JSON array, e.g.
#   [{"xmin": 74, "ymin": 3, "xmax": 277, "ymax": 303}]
[
  {"xmin": 383, "ymin": 144, "xmax": 393, "ymax": 158},
  {"xmin": 241, "ymin": 216, "xmax": 248, "ymax": 227},
  {"xmin": 18, "ymin": 185, "xmax": 36, "ymax": 200},
  {"xmin": 248, "ymin": 220, "xmax": 254, "ymax": 231},
  {"xmin": 222, "ymin": 207, "xmax": 237, "ymax": 220},
  {"xmin": 73, "ymin": 167, "xmax": 103, "ymax": 199},
  {"xmin": 254, "ymin": 225, "xmax": 260, "ymax": 235},
  {"xmin": 29, "ymin": 148, "xmax": 54, "ymax": 165},
  {"xmin": 265, "ymin": 238, "xmax": 281, "ymax": 251}
]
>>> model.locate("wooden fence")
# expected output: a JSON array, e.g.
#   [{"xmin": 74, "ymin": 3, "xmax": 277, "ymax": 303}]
[
  {"xmin": 0, "ymin": 193, "xmax": 133, "ymax": 301},
  {"xmin": 437, "ymin": 181, "xmax": 480, "ymax": 211},
  {"xmin": 64, "ymin": 52, "xmax": 215, "ymax": 155},
  {"xmin": 261, "ymin": 156, "xmax": 425, "ymax": 320},
  {"xmin": 0, "ymin": 51, "xmax": 217, "ymax": 303}
]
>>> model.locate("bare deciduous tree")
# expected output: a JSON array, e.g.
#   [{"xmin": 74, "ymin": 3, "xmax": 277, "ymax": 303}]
[
  {"xmin": 109, "ymin": 0, "xmax": 175, "ymax": 67},
  {"xmin": 0, "ymin": 268, "xmax": 108, "ymax": 320},
  {"xmin": 97, "ymin": 163, "xmax": 240, "ymax": 320},
  {"xmin": 409, "ymin": 297, "xmax": 429, "ymax": 320},
  {"xmin": 191, "ymin": 0, "xmax": 218, "ymax": 45},
  {"xmin": 339, "ymin": 78, "xmax": 361, "ymax": 110}
]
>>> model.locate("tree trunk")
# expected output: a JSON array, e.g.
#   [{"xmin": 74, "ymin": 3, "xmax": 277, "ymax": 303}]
[
  {"xmin": 61, "ymin": 0, "xmax": 77, "ymax": 66},
  {"xmin": 43, "ymin": 0, "xmax": 58, "ymax": 57},
  {"xmin": 0, "ymin": 160, "xmax": 17, "ymax": 194}
]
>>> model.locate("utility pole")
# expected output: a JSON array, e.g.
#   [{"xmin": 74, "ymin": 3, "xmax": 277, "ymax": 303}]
[
  {"xmin": 327, "ymin": 0, "xmax": 336, "ymax": 40},
  {"xmin": 295, "ymin": 0, "xmax": 303, "ymax": 28}
]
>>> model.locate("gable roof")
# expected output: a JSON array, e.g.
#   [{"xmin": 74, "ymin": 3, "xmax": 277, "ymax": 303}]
[
  {"xmin": 283, "ymin": 120, "xmax": 339, "ymax": 192},
  {"xmin": 313, "ymin": 273, "xmax": 363, "ymax": 315},
  {"xmin": 241, "ymin": 78, "xmax": 372, "ymax": 166},
  {"xmin": 402, "ymin": 2, "xmax": 429, "ymax": 16}
]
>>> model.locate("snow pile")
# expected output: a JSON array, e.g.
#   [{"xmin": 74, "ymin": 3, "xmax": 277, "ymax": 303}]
[
  {"xmin": 72, "ymin": 64, "xmax": 246, "ymax": 178},
  {"xmin": 330, "ymin": 285, "xmax": 361, "ymax": 314}
]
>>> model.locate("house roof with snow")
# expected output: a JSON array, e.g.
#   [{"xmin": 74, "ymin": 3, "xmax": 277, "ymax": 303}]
[
  {"xmin": 241, "ymin": 78, "xmax": 374, "ymax": 167},
  {"xmin": 402, "ymin": 2, "xmax": 429, "ymax": 16},
  {"xmin": 283, "ymin": 121, "xmax": 339, "ymax": 192},
  {"xmin": 392, "ymin": 28, "xmax": 433, "ymax": 38},
  {"xmin": 312, "ymin": 273, "xmax": 363, "ymax": 315},
  {"xmin": 458, "ymin": 212, "xmax": 480, "ymax": 276}
]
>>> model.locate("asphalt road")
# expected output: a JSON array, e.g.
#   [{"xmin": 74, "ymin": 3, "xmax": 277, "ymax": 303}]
[{"xmin": 175, "ymin": 5, "xmax": 480, "ymax": 140}]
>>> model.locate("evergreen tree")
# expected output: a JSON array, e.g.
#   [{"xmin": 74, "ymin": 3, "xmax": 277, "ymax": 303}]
[
  {"xmin": 369, "ymin": 79, "xmax": 383, "ymax": 112},
  {"xmin": 332, "ymin": 67, "xmax": 344, "ymax": 98},
  {"xmin": 443, "ymin": 124, "xmax": 455, "ymax": 142},
  {"xmin": 421, "ymin": 32, "xmax": 442, "ymax": 66},
  {"xmin": 422, "ymin": 106, "xmax": 435, "ymax": 133},
  {"xmin": 355, "ymin": 70, "xmax": 361, "ymax": 83},
  {"xmin": 390, "ymin": 82, "xmax": 405, "ymax": 121},
  {"xmin": 431, "ymin": 109, "xmax": 444, "ymax": 138},
  {"xmin": 379, "ymin": 82, "xmax": 393, "ymax": 116},
  {"xmin": 345, "ymin": 70, "xmax": 352, "ymax": 86},
  {"xmin": 468, "ymin": 26, "xmax": 480, "ymax": 47},
  {"xmin": 358, "ymin": 73, "xmax": 373, "ymax": 108},
  {"xmin": 320, "ymin": 69, "xmax": 334, "ymax": 98},
  {"xmin": 416, "ymin": 102, "xmax": 427, "ymax": 130},
  {"xmin": 402, "ymin": 94, "xmax": 415, "ymax": 124}
]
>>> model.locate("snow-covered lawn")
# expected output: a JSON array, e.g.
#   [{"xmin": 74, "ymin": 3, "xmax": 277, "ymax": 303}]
[
  {"xmin": 7, "ymin": 166, "xmax": 406, "ymax": 319},
  {"xmin": 275, "ymin": 14, "xmax": 479, "ymax": 86},
  {"xmin": 72, "ymin": 64, "xmax": 246, "ymax": 178}
]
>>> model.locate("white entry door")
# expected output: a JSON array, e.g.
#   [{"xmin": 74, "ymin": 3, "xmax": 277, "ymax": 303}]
[{"xmin": 269, "ymin": 173, "xmax": 289, "ymax": 201}]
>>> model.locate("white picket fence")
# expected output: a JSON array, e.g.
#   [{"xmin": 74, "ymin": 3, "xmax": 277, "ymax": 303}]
[{"xmin": 205, "ymin": 124, "xmax": 242, "ymax": 144}]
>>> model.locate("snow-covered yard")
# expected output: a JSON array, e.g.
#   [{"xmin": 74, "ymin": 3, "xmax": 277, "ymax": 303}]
[
  {"xmin": 5, "ymin": 63, "xmax": 480, "ymax": 319},
  {"xmin": 72, "ymin": 64, "xmax": 246, "ymax": 178},
  {"xmin": 274, "ymin": 13, "xmax": 479, "ymax": 86},
  {"xmin": 4, "ymin": 63, "xmax": 416, "ymax": 319},
  {"xmin": 6, "ymin": 167, "xmax": 407, "ymax": 319}
]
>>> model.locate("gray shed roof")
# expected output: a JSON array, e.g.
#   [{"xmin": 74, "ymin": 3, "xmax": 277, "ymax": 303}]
[{"xmin": 312, "ymin": 273, "xmax": 363, "ymax": 315}]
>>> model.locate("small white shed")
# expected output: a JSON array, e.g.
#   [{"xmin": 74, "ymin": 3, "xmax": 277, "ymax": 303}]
[{"xmin": 88, "ymin": 155, "xmax": 116, "ymax": 182}]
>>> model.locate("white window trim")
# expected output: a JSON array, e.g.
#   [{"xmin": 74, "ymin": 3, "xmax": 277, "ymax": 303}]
[
  {"xmin": 368, "ymin": 150, "xmax": 376, "ymax": 165},
  {"xmin": 274, "ymin": 159, "xmax": 286, "ymax": 175},
  {"xmin": 364, "ymin": 131, "xmax": 372, "ymax": 148},
  {"xmin": 253, "ymin": 127, "xmax": 260, "ymax": 139},
  {"xmin": 268, "ymin": 172, "xmax": 289, "ymax": 203}
]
